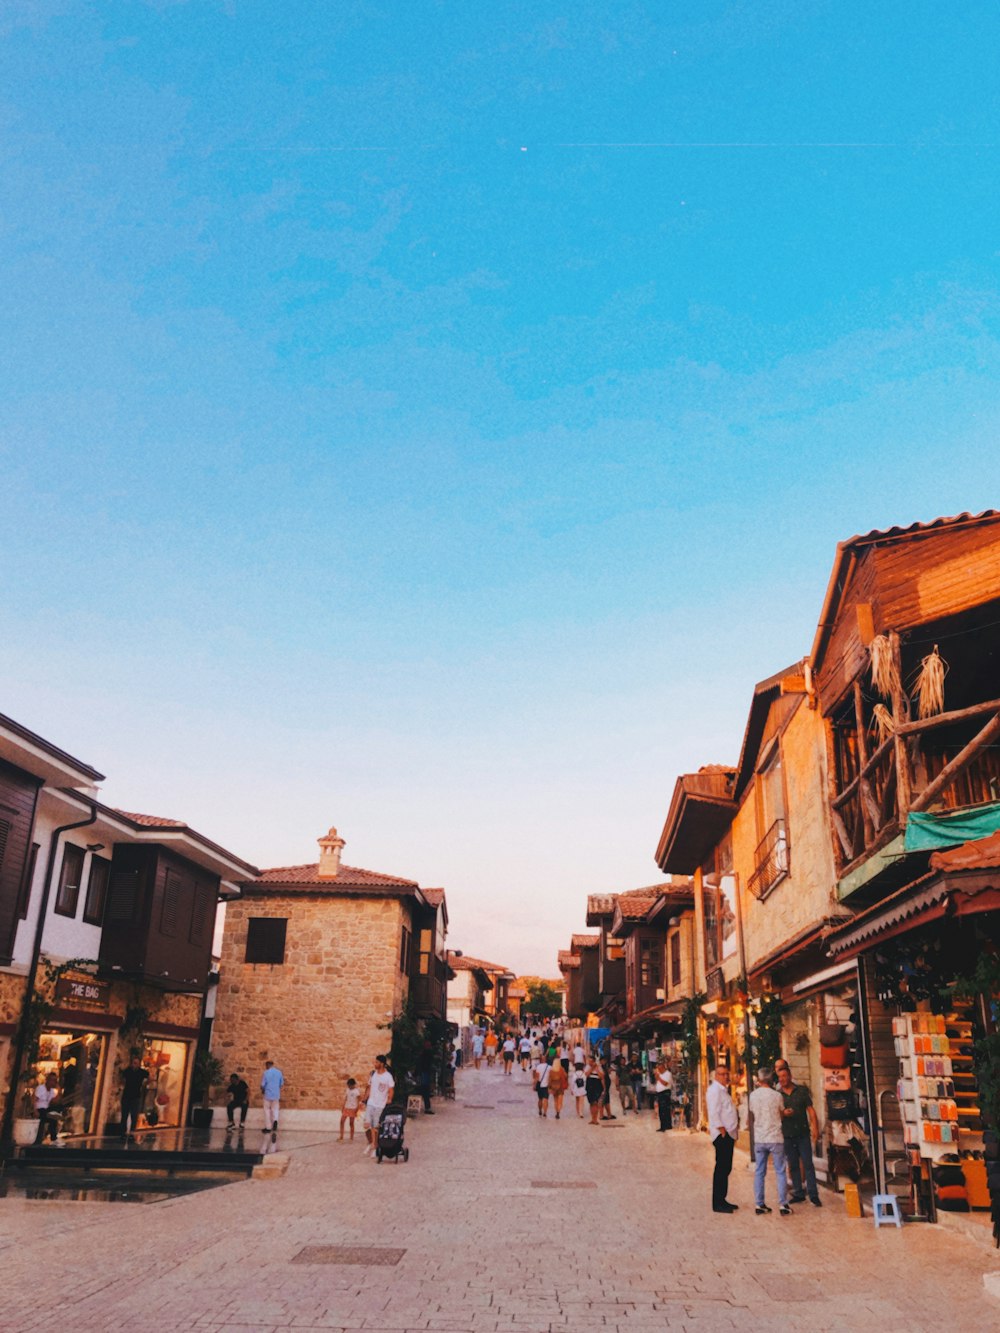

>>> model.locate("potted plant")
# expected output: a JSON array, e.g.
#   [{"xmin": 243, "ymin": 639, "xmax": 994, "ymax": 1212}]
[{"xmin": 189, "ymin": 1049, "xmax": 224, "ymax": 1128}]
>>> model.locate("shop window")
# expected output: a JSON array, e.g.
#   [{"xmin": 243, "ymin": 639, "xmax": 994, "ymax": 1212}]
[
  {"xmin": 82, "ymin": 855, "xmax": 110, "ymax": 926},
  {"xmin": 16, "ymin": 841, "xmax": 39, "ymax": 921},
  {"xmin": 54, "ymin": 844, "xmax": 85, "ymax": 918},
  {"xmin": 400, "ymin": 925, "xmax": 412, "ymax": 974},
  {"xmin": 245, "ymin": 917, "xmax": 287, "ymax": 965},
  {"xmin": 27, "ymin": 1030, "xmax": 106, "ymax": 1135}
]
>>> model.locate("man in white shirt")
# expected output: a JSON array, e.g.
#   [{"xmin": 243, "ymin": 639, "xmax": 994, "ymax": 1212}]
[
  {"xmin": 748, "ymin": 1067, "xmax": 791, "ymax": 1215},
  {"xmin": 533, "ymin": 1057, "xmax": 552, "ymax": 1118},
  {"xmin": 362, "ymin": 1054, "xmax": 396, "ymax": 1157},
  {"xmin": 705, "ymin": 1066, "xmax": 739, "ymax": 1213}
]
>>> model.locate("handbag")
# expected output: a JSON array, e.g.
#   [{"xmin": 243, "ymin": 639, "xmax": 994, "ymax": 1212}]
[
  {"xmin": 820, "ymin": 1042, "xmax": 849, "ymax": 1068},
  {"xmin": 826, "ymin": 1090, "xmax": 857, "ymax": 1121},
  {"xmin": 819, "ymin": 1023, "xmax": 845, "ymax": 1046}
]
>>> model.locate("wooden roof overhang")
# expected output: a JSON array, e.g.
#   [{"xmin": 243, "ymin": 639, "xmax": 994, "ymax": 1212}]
[
  {"xmin": 656, "ymin": 771, "xmax": 737, "ymax": 875},
  {"xmin": 825, "ymin": 868, "xmax": 1000, "ymax": 960}
]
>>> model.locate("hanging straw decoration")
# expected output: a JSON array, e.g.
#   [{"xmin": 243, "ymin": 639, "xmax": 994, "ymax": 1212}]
[
  {"xmin": 914, "ymin": 645, "xmax": 948, "ymax": 720},
  {"xmin": 869, "ymin": 634, "xmax": 898, "ymax": 699},
  {"xmin": 870, "ymin": 703, "xmax": 895, "ymax": 746}
]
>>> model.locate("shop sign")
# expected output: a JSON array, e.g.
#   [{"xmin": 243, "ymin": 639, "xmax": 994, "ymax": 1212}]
[{"xmin": 54, "ymin": 976, "xmax": 111, "ymax": 1010}]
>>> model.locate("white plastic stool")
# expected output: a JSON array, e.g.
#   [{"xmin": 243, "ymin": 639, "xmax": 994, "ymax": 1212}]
[{"xmin": 872, "ymin": 1194, "xmax": 902, "ymax": 1229}]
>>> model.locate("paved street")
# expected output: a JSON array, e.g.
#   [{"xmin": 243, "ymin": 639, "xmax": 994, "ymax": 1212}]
[{"xmin": 2, "ymin": 1061, "xmax": 1000, "ymax": 1332}]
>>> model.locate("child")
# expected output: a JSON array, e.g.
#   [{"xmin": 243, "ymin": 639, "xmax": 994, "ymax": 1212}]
[{"xmin": 339, "ymin": 1077, "xmax": 360, "ymax": 1141}]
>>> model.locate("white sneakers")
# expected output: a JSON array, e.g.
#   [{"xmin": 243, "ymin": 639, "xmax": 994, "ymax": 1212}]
[{"xmin": 363, "ymin": 1145, "xmax": 372, "ymax": 1156}]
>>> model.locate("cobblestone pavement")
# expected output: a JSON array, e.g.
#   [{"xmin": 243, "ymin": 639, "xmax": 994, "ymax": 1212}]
[{"xmin": 2, "ymin": 1061, "xmax": 1000, "ymax": 1331}]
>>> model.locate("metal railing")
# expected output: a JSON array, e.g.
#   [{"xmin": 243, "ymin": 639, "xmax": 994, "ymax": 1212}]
[{"xmin": 747, "ymin": 818, "xmax": 789, "ymax": 900}]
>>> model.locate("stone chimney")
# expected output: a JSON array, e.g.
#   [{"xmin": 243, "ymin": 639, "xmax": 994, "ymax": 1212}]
[{"xmin": 316, "ymin": 826, "xmax": 345, "ymax": 879}]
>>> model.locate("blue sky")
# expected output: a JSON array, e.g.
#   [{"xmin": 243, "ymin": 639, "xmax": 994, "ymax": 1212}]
[{"xmin": 2, "ymin": 1, "xmax": 999, "ymax": 973}]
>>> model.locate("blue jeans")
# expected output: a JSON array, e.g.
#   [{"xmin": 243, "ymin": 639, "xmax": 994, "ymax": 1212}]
[
  {"xmin": 784, "ymin": 1133, "xmax": 818, "ymax": 1200},
  {"xmin": 754, "ymin": 1140, "xmax": 788, "ymax": 1208}
]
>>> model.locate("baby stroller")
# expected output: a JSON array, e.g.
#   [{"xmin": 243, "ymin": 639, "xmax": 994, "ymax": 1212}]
[{"xmin": 375, "ymin": 1103, "xmax": 409, "ymax": 1164}]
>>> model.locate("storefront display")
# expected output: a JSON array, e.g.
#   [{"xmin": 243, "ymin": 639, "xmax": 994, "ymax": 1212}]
[
  {"xmin": 138, "ymin": 1038, "xmax": 190, "ymax": 1128},
  {"xmin": 29, "ymin": 1029, "xmax": 107, "ymax": 1136}
]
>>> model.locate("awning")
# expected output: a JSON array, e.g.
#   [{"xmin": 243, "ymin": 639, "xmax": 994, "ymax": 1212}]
[
  {"xmin": 827, "ymin": 869, "xmax": 1000, "ymax": 959},
  {"xmin": 904, "ymin": 801, "xmax": 1000, "ymax": 852}
]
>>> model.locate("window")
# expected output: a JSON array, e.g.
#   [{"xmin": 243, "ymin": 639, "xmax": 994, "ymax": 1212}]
[
  {"xmin": 160, "ymin": 870, "xmax": 181, "ymax": 937},
  {"xmin": 245, "ymin": 917, "xmax": 287, "ymax": 965},
  {"xmin": 189, "ymin": 887, "xmax": 211, "ymax": 945},
  {"xmin": 107, "ymin": 869, "xmax": 139, "ymax": 923},
  {"xmin": 82, "ymin": 855, "xmax": 110, "ymax": 926},
  {"xmin": 418, "ymin": 928, "xmax": 432, "ymax": 976},
  {"xmin": 399, "ymin": 926, "xmax": 412, "ymax": 974},
  {"xmin": 55, "ymin": 844, "xmax": 85, "ymax": 917},
  {"xmin": 670, "ymin": 933, "xmax": 681, "ymax": 989},
  {"xmin": 640, "ymin": 937, "xmax": 661, "ymax": 989},
  {"xmin": 17, "ymin": 841, "xmax": 40, "ymax": 921}
]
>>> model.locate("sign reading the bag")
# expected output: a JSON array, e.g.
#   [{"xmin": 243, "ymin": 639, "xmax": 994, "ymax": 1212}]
[{"xmin": 54, "ymin": 976, "xmax": 111, "ymax": 1010}]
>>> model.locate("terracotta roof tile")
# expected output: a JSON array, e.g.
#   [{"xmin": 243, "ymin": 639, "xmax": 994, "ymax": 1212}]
[
  {"xmin": 251, "ymin": 861, "xmax": 419, "ymax": 889},
  {"xmin": 930, "ymin": 831, "xmax": 1000, "ymax": 872},
  {"xmin": 421, "ymin": 887, "xmax": 446, "ymax": 906},
  {"xmin": 448, "ymin": 954, "xmax": 510, "ymax": 973},
  {"xmin": 571, "ymin": 933, "xmax": 599, "ymax": 949},
  {"xmin": 557, "ymin": 950, "xmax": 581, "ymax": 970},
  {"xmin": 617, "ymin": 893, "xmax": 661, "ymax": 920},
  {"xmin": 115, "ymin": 810, "xmax": 186, "ymax": 828}
]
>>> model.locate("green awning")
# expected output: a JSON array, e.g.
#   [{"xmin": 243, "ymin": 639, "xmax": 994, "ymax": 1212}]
[{"xmin": 904, "ymin": 802, "xmax": 1000, "ymax": 852}]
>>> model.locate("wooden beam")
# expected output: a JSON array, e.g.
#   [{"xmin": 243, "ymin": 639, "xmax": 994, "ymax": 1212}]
[
  {"xmin": 854, "ymin": 680, "xmax": 876, "ymax": 841},
  {"xmin": 889, "ymin": 631, "xmax": 912, "ymax": 816},
  {"xmin": 895, "ymin": 696, "xmax": 1000, "ymax": 737},
  {"xmin": 909, "ymin": 712, "xmax": 1000, "ymax": 814}
]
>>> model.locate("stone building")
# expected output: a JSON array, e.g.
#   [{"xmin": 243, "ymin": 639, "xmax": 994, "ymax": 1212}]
[{"xmin": 210, "ymin": 827, "xmax": 448, "ymax": 1127}]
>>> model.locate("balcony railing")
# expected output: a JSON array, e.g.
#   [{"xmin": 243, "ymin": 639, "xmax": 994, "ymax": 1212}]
[{"xmin": 747, "ymin": 819, "xmax": 789, "ymax": 900}]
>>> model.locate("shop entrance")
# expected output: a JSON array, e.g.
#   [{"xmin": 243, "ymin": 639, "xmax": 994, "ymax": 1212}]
[
  {"xmin": 30, "ymin": 1030, "xmax": 107, "ymax": 1136},
  {"xmin": 139, "ymin": 1039, "xmax": 190, "ymax": 1129}
]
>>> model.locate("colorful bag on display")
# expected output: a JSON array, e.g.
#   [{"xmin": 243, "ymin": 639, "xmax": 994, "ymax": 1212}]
[
  {"xmin": 824, "ymin": 1068, "xmax": 851, "ymax": 1091},
  {"xmin": 820, "ymin": 1042, "xmax": 849, "ymax": 1068}
]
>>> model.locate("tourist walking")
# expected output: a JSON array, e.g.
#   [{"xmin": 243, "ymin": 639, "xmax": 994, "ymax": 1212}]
[
  {"xmin": 260, "ymin": 1059, "xmax": 284, "ymax": 1143},
  {"xmin": 628, "ymin": 1055, "xmax": 644, "ymax": 1113},
  {"xmin": 472, "ymin": 1030, "xmax": 485, "ymax": 1069},
  {"xmin": 570, "ymin": 1063, "xmax": 587, "ymax": 1118},
  {"xmin": 547, "ymin": 1057, "xmax": 569, "ymax": 1118},
  {"xmin": 775, "ymin": 1059, "xmax": 822, "ymax": 1206},
  {"xmin": 654, "ymin": 1058, "xmax": 674, "ymax": 1131},
  {"xmin": 485, "ymin": 1030, "xmax": 498, "ymax": 1067},
  {"xmin": 415, "ymin": 1040, "xmax": 436, "ymax": 1114},
  {"xmin": 362, "ymin": 1054, "xmax": 395, "ymax": 1157},
  {"xmin": 584, "ymin": 1055, "xmax": 606, "ymax": 1125},
  {"xmin": 748, "ymin": 1068, "xmax": 791, "ymax": 1215},
  {"xmin": 225, "ymin": 1072, "xmax": 249, "ymax": 1131},
  {"xmin": 33, "ymin": 1072, "xmax": 62, "ymax": 1144},
  {"xmin": 533, "ymin": 1054, "xmax": 552, "ymax": 1117},
  {"xmin": 518, "ymin": 1034, "xmax": 532, "ymax": 1070},
  {"xmin": 502, "ymin": 1034, "xmax": 516, "ymax": 1074},
  {"xmin": 705, "ymin": 1066, "xmax": 739, "ymax": 1213}
]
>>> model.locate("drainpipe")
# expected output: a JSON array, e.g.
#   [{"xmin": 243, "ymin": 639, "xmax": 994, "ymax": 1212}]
[
  {"xmin": 0, "ymin": 802, "xmax": 98, "ymax": 1154},
  {"xmin": 732, "ymin": 872, "xmax": 756, "ymax": 1163}
]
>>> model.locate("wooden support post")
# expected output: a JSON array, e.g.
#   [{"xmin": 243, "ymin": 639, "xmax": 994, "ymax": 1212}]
[
  {"xmin": 888, "ymin": 632, "xmax": 912, "ymax": 818},
  {"xmin": 854, "ymin": 680, "xmax": 877, "ymax": 839},
  {"xmin": 909, "ymin": 712, "xmax": 1000, "ymax": 814},
  {"xmin": 824, "ymin": 716, "xmax": 852, "ymax": 866}
]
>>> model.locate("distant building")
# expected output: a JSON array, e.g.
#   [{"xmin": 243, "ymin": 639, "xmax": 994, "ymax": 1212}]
[{"xmin": 212, "ymin": 827, "xmax": 447, "ymax": 1126}]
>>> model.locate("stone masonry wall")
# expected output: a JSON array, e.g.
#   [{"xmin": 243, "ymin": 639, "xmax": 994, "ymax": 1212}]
[
  {"xmin": 211, "ymin": 894, "xmax": 409, "ymax": 1110},
  {"xmin": 735, "ymin": 698, "xmax": 839, "ymax": 972}
]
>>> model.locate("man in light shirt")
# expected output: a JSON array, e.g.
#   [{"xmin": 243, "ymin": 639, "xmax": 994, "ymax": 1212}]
[
  {"xmin": 260, "ymin": 1059, "xmax": 285, "ymax": 1143},
  {"xmin": 705, "ymin": 1066, "xmax": 739, "ymax": 1213},
  {"xmin": 748, "ymin": 1067, "xmax": 791, "ymax": 1215},
  {"xmin": 362, "ymin": 1054, "xmax": 395, "ymax": 1157}
]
